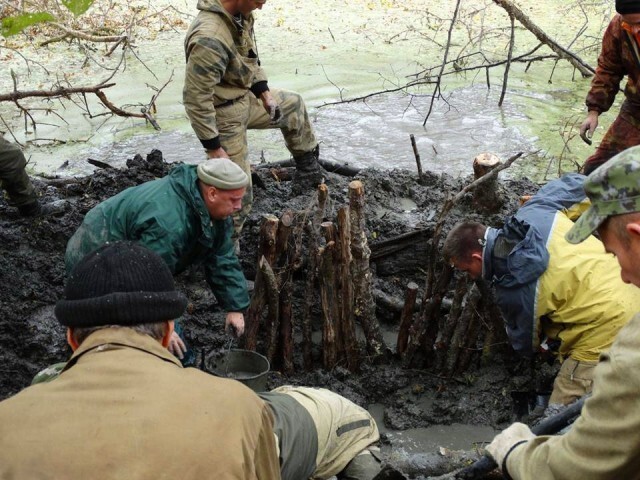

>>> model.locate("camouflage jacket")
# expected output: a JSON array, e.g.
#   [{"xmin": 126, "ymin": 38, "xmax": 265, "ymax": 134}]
[
  {"xmin": 506, "ymin": 311, "xmax": 640, "ymax": 479},
  {"xmin": 183, "ymin": 0, "xmax": 268, "ymax": 149},
  {"xmin": 586, "ymin": 14, "xmax": 640, "ymax": 116}
]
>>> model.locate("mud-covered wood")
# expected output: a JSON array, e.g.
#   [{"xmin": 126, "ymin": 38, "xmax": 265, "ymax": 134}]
[
  {"xmin": 472, "ymin": 153, "xmax": 502, "ymax": 213},
  {"xmin": 349, "ymin": 180, "xmax": 385, "ymax": 359},
  {"xmin": 276, "ymin": 211, "xmax": 296, "ymax": 373},
  {"xmin": 444, "ymin": 283, "xmax": 482, "ymax": 376},
  {"xmin": 337, "ymin": 206, "xmax": 360, "ymax": 371},
  {"xmin": 435, "ymin": 276, "xmax": 468, "ymax": 372},
  {"xmin": 396, "ymin": 282, "xmax": 419, "ymax": 356},
  {"xmin": 302, "ymin": 185, "xmax": 329, "ymax": 369},
  {"xmin": 245, "ymin": 215, "xmax": 279, "ymax": 351},
  {"xmin": 259, "ymin": 214, "xmax": 279, "ymax": 266},
  {"xmin": 319, "ymin": 243, "xmax": 339, "ymax": 369},
  {"xmin": 260, "ymin": 257, "xmax": 280, "ymax": 363}
]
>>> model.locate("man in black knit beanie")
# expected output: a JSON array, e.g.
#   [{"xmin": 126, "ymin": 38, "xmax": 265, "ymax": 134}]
[{"xmin": 0, "ymin": 241, "xmax": 281, "ymax": 480}]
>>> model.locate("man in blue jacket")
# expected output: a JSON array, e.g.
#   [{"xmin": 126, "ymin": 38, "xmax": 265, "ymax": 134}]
[
  {"xmin": 443, "ymin": 173, "xmax": 640, "ymax": 408},
  {"xmin": 65, "ymin": 158, "xmax": 250, "ymax": 361}
]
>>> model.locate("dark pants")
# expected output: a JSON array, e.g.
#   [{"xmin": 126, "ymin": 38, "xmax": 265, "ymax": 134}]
[
  {"xmin": 583, "ymin": 100, "xmax": 640, "ymax": 175},
  {"xmin": 0, "ymin": 137, "xmax": 37, "ymax": 207}
]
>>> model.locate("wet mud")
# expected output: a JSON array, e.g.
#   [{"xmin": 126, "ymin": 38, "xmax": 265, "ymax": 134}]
[{"xmin": 0, "ymin": 151, "xmax": 545, "ymax": 478}]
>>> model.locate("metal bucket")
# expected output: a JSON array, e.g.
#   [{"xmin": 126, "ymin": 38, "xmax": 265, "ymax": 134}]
[{"xmin": 205, "ymin": 348, "xmax": 270, "ymax": 392}]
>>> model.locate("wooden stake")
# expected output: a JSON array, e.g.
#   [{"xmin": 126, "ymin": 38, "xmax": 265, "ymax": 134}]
[
  {"xmin": 349, "ymin": 180, "xmax": 385, "ymax": 359},
  {"xmin": 244, "ymin": 215, "xmax": 279, "ymax": 351},
  {"xmin": 302, "ymin": 184, "xmax": 329, "ymax": 369},
  {"xmin": 319, "ymin": 243, "xmax": 339, "ymax": 369},
  {"xmin": 337, "ymin": 206, "xmax": 360, "ymax": 371},
  {"xmin": 410, "ymin": 134, "xmax": 423, "ymax": 181},
  {"xmin": 472, "ymin": 153, "xmax": 503, "ymax": 213},
  {"xmin": 396, "ymin": 282, "xmax": 419, "ymax": 356}
]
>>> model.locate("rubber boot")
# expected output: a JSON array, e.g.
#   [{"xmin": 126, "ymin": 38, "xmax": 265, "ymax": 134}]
[
  {"xmin": 291, "ymin": 145, "xmax": 324, "ymax": 196},
  {"xmin": 18, "ymin": 199, "xmax": 68, "ymax": 217}
]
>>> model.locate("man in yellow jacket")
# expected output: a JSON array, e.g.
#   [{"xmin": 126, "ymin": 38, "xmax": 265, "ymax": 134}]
[
  {"xmin": 486, "ymin": 145, "xmax": 640, "ymax": 479},
  {"xmin": 443, "ymin": 173, "xmax": 640, "ymax": 407}
]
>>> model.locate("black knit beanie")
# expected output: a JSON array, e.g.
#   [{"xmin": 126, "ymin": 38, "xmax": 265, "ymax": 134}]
[
  {"xmin": 616, "ymin": 0, "xmax": 640, "ymax": 14},
  {"xmin": 55, "ymin": 241, "xmax": 188, "ymax": 327}
]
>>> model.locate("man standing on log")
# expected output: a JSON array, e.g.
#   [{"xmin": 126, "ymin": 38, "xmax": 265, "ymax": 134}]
[
  {"xmin": 443, "ymin": 173, "xmax": 640, "ymax": 409},
  {"xmin": 580, "ymin": 0, "xmax": 640, "ymax": 174},
  {"xmin": 183, "ymin": 0, "xmax": 324, "ymax": 238},
  {"xmin": 64, "ymin": 159, "xmax": 250, "ymax": 363},
  {"xmin": 485, "ymin": 145, "xmax": 640, "ymax": 480},
  {"xmin": 0, "ymin": 136, "xmax": 66, "ymax": 217}
]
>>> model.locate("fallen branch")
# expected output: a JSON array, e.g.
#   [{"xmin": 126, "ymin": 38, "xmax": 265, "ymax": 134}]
[{"xmin": 492, "ymin": 0, "xmax": 594, "ymax": 77}]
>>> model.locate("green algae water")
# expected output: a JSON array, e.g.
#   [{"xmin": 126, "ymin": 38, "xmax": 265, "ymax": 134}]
[{"xmin": 0, "ymin": 0, "xmax": 617, "ymax": 181}]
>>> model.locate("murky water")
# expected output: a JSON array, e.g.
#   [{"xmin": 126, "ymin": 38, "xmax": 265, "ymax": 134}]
[{"xmin": 0, "ymin": 0, "xmax": 616, "ymax": 181}]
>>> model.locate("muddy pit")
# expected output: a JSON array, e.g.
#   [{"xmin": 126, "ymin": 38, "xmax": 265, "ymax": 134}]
[{"xmin": 0, "ymin": 150, "xmax": 550, "ymax": 478}]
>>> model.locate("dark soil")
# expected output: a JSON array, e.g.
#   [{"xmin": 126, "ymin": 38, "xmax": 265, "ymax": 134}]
[{"xmin": 0, "ymin": 150, "xmax": 547, "ymax": 478}]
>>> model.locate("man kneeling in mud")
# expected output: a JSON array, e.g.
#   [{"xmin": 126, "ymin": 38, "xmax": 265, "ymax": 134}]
[
  {"xmin": 7, "ymin": 242, "xmax": 381, "ymax": 480},
  {"xmin": 485, "ymin": 145, "xmax": 640, "ymax": 479},
  {"xmin": 443, "ymin": 173, "xmax": 640, "ymax": 410}
]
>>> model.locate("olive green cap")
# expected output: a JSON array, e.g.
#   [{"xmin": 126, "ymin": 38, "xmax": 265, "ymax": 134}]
[{"xmin": 197, "ymin": 158, "xmax": 249, "ymax": 190}]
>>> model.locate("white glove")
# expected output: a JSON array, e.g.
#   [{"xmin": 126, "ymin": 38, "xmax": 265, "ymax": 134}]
[{"xmin": 486, "ymin": 422, "xmax": 535, "ymax": 470}]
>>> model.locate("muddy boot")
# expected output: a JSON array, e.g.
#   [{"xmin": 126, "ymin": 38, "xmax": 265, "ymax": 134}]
[
  {"xmin": 291, "ymin": 145, "xmax": 324, "ymax": 196},
  {"xmin": 18, "ymin": 199, "xmax": 68, "ymax": 217}
]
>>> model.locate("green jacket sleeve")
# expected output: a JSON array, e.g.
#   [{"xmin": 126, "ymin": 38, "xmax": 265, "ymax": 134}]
[
  {"xmin": 506, "ymin": 313, "xmax": 640, "ymax": 479},
  {"xmin": 204, "ymin": 219, "xmax": 250, "ymax": 312}
]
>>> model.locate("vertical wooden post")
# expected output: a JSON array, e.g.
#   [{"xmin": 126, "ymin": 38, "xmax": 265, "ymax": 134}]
[
  {"xmin": 276, "ymin": 211, "xmax": 295, "ymax": 374},
  {"xmin": 260, "ymin": 257, "xmax": 280, "ymax": 363},
  {"xmin": 302, "ymin": 184, "xmax": 329, "ymax": 370},
  {"xmin": 319, "ymin": 242, "xmax": 339, "ymax": 369},
  {"xmin": 337, "ymin": 206, "xmax": 360, "ymax": 371},
  {"xmin": 472, "ymin": 153, "xmax": 503, "ymax": 213},
  {"xmin": 349, "ymin": 180, "xmax": 385, "ymax": 359},
  {"xmin": 396, "ymin": 282, "xmax": 419, "ymax": 356},
  {"xmin": 244, "ymin": 215, "xmax": 279, "ymax": 351}
]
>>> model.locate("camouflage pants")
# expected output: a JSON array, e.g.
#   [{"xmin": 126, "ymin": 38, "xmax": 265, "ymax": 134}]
[
  {"xmin": 0, "ymin": 137, "xmax": 37, "ymax": 207},
  {"xmin": 583, "ymin": 101, "xmax": 640, "ymax": 175},
  {"xmin": 216, "ymin": 88, "xmax": 317, "ymax": 235},
  {"xmin": 548, "ymin": 357, "xmax": 596, "ymax": 406}
]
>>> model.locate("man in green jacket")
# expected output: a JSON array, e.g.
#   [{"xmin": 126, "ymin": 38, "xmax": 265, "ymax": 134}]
[
  {"xmin": 486, "ymin": 145, "xmax": 640, "ymax": 479},
  {"xmin": 0, "ymin": 241, "xmax": 281, "ymax": 479},
  {"xmin": 65, "ymin": 158, "xmax": 250, "ymax": 360},
  {"xmin": 183, "ymin": 0, "xmax": 324, "ymax": 237}
]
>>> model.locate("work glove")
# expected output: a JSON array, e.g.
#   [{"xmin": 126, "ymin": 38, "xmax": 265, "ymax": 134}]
[{"xmin": 486, "ymin": 422, "xmax": 534, "ymax": 471}]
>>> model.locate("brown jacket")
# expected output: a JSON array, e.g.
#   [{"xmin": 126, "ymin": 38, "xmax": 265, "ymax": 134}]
[
  {"xmin": 0, "ymin": 328, "xmax": 281, "ymax": 480},
  {"xmin": 506, "ymin": 312, "xmax": 640, "ymax": 479},
  {"xmin": 586, "ymin": 14, "xmax": 640, "ymax": 117}
]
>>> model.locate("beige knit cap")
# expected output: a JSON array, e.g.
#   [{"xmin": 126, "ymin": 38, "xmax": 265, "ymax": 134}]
[{"xmin": 197, "ymin": 159, "xmax": 249, "ymax": 190}]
